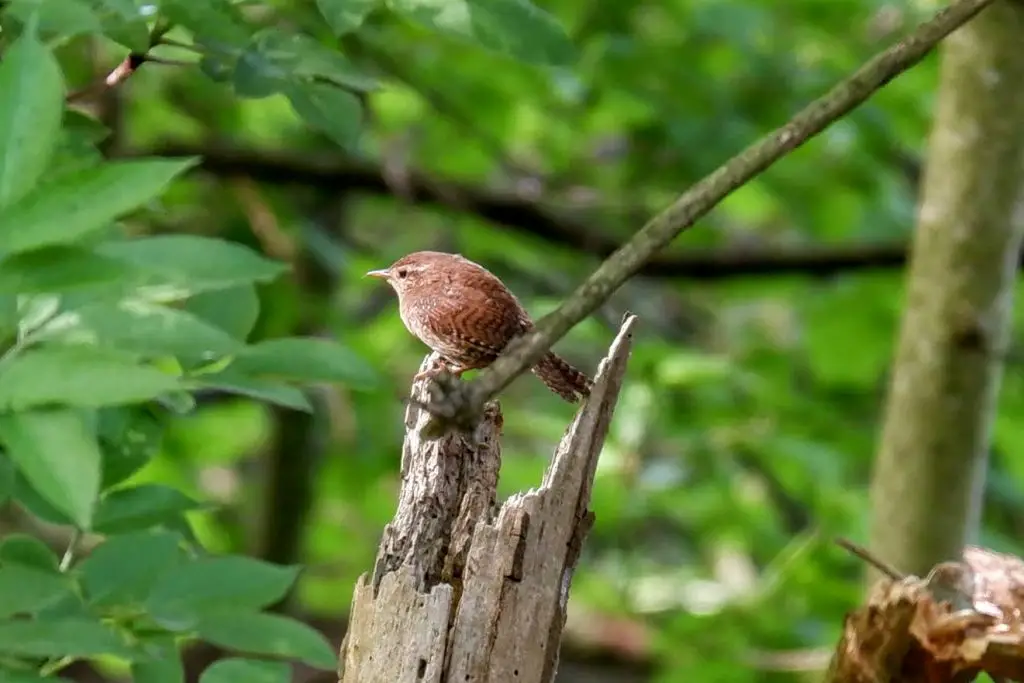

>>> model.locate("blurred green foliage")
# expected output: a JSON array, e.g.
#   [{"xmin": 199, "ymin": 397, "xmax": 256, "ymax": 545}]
[{"xmin": 0, "ymin": 0, "xmax": 1016, "ymax": 681}]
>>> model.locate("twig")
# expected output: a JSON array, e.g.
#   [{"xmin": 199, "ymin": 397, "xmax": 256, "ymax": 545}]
[
  {"xmin": 66, "ymin": 18, "xmax": 175, "ymax": 103},
  {"xmin": 66, "ymin": 53, "xmax": 146, "ymax": 102},
  {"xmin": 58, "ymin": 528, "xmax": 81, "ymax": 572},
  {"xmin": 426, "ymin": 0, "xmax": 995, "ymax": 426},
  {"xmin": 835, "ymin": 537, "xmax": 905, "ymax": 580}
]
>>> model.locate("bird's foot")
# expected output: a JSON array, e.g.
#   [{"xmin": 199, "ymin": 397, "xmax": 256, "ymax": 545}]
[{"xmin": 413, "ymin": 361, "xmax": 471, "ymax": 383}]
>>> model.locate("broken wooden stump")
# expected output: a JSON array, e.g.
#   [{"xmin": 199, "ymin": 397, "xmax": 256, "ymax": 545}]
[
  {"xmin": 339, "ymin": 314, "xmax": 637, "ymax": 683},
  {"xmin": 828, "ymin": 543, "xmax": 1024, "ymax": 683}
]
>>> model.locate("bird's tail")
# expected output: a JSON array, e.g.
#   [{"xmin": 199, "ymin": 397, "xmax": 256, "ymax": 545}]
[{"xmin": 532, "ymin": 351, "xmax": 592, "ymax": 403}]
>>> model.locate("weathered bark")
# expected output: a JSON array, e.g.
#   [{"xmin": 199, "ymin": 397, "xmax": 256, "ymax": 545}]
[
  {"xmin": 869, "ymin": 0, "xmax": 1024, "ymax": 578},
  {"xmin": 828, "ymin": 545, "xmax": 1024, "ymax": 683},
  {"xmin": 339, "ymin": 315, "xmax": 636, "ymax": 683}
]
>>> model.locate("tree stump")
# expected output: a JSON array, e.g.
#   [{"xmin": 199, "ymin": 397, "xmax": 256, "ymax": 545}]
[{"xmin": 339, "ymin": 314, "xmax": 637, "ymax": 683}]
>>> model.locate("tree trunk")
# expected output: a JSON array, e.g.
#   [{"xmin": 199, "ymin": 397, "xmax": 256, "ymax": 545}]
[
  {"xmin": 869, "ymin": 0, "xmax": 1024, "ymax": 577},
  {"xmin": 338, "ymin": 315, "xmax": 635, "ymax": 683}
]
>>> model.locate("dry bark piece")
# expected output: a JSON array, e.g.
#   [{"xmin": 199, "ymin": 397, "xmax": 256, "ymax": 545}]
[{"xmin": 829, "ymin": 546, "xmax": 1024, "ymax": 683}]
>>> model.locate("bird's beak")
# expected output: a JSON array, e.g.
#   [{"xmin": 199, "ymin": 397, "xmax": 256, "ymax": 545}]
[{"xmin": 365, "ymin": 269, "xmax": 389, "ymax": 280}]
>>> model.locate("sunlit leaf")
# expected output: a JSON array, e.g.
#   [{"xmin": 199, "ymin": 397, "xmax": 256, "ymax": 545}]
[
  {"xmin": 0, "ymin": 159, "xmax": 197, "ymax": 257},
  {"xmin": 0, "ymin": 29, "xmax": 65, "ymax": 209},
  {"xmin": 285, "ymin": 81, "xmax": 363, "ymax": 149},
  {"xmin": 0, "ymin": 408, "xmax": 101, "ymax": 528},
  {"xmin": 387, "ymin": 0, "xmax": 575, "ymax": 65},
  {"xmin": 96, "ymin": 235, "xmax": 288, "ymax": 294},
  {"xmin": 317, "ymin": 0, "xmax": 379, "ymax": 34},
  {"xmin": 0, "ymin": 345, "xmax": 180, "ymax": 410},
  {"xmin": 93, "ymin": 484, "xmax": 203, "ymax": 534},
  {"xmin": 230, "ymin": 337, "xmax": 377, "ymax": 388},
  {"xmin": 79, "ymin": 530, "xmax": 185, "ymax": 606},
  {"xmin": 196, "ymin": 612, "xmax": 336, "ymax": 670},
  {"xmin": 0, "ymin": 564, "xmax": 75, "ymax": 617},
  {"xmin": 185, "ymin": 285, "xmax": 261, "ymax": 341},
  {"xmin": 147, "ymin": 557, "xmax": 300, "ymax": 624},
  {"xmin": 200, "ymin": 658, "xmax": 290, "ymax": 683},
  {"xmin": 0, "ymin": 618, "xmax": 130, "ymax": 658}
]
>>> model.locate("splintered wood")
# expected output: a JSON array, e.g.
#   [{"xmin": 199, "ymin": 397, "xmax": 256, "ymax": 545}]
[
  {"xmin": 829, "ymin": 546, "xmax": 1024, "ymax": 683},
  {"xmin": 339, "ymin": 315, "xmax": 637, "ymax": 683}
]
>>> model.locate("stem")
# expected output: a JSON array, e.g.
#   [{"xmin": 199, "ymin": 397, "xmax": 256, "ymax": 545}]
[{"xmin": 59, "ymin": 529, "xmax": 81, "ymax": 572}]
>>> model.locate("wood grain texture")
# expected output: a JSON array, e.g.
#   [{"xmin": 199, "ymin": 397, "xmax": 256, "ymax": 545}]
[{"xmin": 338, "ymin": 314, "xmax": 637, "ymax": 683}]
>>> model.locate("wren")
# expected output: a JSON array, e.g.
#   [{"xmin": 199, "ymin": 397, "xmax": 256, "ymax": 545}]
[{"xmin": 367, "ymin": 251, "xmax": 592, "ymax": 403}]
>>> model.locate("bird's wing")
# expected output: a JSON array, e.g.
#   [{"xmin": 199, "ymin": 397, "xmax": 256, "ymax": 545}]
[{"xmin": 430, "ymin": 275, "xmax": 531, "ymax": 356}]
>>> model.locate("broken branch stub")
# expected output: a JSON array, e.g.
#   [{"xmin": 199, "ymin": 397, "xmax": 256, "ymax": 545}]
[{"xmin": 339, "ymin": 314, "xmax": 637, "ymax": 683}]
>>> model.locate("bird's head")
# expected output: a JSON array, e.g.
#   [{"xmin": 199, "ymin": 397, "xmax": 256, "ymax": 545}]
[{"xmin": 365, "ymin": 251, "xmax": 461, "ymax": 296}]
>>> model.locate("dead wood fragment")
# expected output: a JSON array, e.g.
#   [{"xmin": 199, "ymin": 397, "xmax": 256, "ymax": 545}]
[{"xmin": 829, "ymin": 544, "xmax": 1024, "ymax": 683}]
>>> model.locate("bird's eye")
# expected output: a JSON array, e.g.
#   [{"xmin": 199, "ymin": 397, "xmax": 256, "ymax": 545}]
[{"xmin": 396, "ymin": 268, "xmax": 408, "ymax": 279}]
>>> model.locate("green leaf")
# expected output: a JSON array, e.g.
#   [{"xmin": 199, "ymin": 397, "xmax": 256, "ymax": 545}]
[
  {"xmin": 80, "ymin": 531, "xmax": 184, "ymax": 606},
  {"xmin": 0, "ymin": 563, "xmax": 75, "ymax": 617},
  {"xmin": 190, "ymin": 374, "xmax": 313, "ymax": 413},
  {"xmin": 63, "ymin": 109, "xmax": 111, "ymax": 146},
  {"xmin": 0, "ymin": 345, "xmax": 180, "ymax": 410},
  {"xmin": 3, "ymin": 0, "xmax": 102, "ymax": 40},
  {"xmin": 0, "ymin": 28, "xmax": 65, "ymax": 209},
  {"xmin": 93, "ymin": 484, "xmax": 203, "ymax": 534},
  {"xmin": 0, "ymin": 294, "xmax": 18, "ymax": 341},
  {"xmin": 286, "ymin": 81, "xmax": 363, "ymax": 149},
  {"xmin": 13, "ymin": 470, "xmax": 75, "ymax": 526},
  {"xmin": 386, "ymin": 0, "xmax": 575, "ymax": 65},
  {"xmin": 0, "ymin": 617, "xmax": 130, "ymax": 658},
  {"xmin": 55, "ymin": 300, "xmax": 244, "ymax": 361},
  {"xmin": 1, "ymin": 672, "xmax": 74, "ymax": 683},
  {"xmin": 200, "ymin": 658, "xmax": 290, "ymax": 683},
  {"xmin": 133, "ymin": 655, "xmax": 186, "ymax": 683},
  {"xmin": 146, "ymin": 557, "xmax": 300, "ymax": 624},
  {"xmin": 196, "ymin": 612, "xmax": 336, "ymax": 670},
  {"xmin": 98, "ymin": 406, "xmax": 163, "ymax": 489},
  {"xmin": 159, "ymin": 0, "xmax": 250, "ymax": 45},
  {"xmin": 231, "ymin": 337, "xmax": 377, "ymax": 388},
  {"xmin": 317, "ymin": 0, "xmax": 379, "ymax": 34},
  {"xmin": 85, "ymin": 0, "xmax": 150, "ymax": 52},
  {"xmin": 0, "ymin": 245, "xmax": 138, "ymax": 295},
  {"xmin": 232, "ymin": 33, "xmax": 291, "ymax": 98},
  {"xmin": 0, "ymin": 450, "xmax": 13, "ymax": 506},
  {"xmin": 0, "ymin": 408, "xmax": 101, "ymax": 528},
  {"xmin": 0, "ymin": 532, "xmax": 59, "ymax": 570},
  {"xmin": 184, "ymin": 285, "xmax": 260, "ymax": 341},
  {"xmin": 239, "ymin": 28, "xmax": 378, "ymax": 94},
  {"xmin": 96, "ymin": 235, "xmax": 288, "ymax": 294},
  {"xmin": 289, "ymin": 36, "xmax": 379, "ymax": 92},
  {"xmin": 0, "ymin": 158, "xmax": 198, "ymax": 257}
]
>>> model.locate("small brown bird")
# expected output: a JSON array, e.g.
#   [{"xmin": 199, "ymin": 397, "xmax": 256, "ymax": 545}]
[{"xmin": 367, "ymin": 251, "xmax": 592, "ymax": 403}]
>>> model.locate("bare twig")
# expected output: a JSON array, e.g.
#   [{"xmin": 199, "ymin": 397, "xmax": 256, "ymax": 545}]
[
  {"xmin": 835, "ymin": 537, "xmax": 905, "ymax": 580},
  {"xmin": 66, "ymin": 18, "xmax": 175, "ymax": 103},
  {"xmin": 425, "ymin": 0, "xmax": 995, "ymax": 427}
]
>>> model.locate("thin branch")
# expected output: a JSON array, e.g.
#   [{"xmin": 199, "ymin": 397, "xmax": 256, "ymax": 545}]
[
  {"xmin": 835, "ymin": 537, "xmax": 905, "ymax": 580},
  {"xmin": 58, "ymin": 528, "xmax": 81, "ymax": 572},
  {"xmin": 426, "ymin": 0, "xmax": 996, "ymax": 427},
  {"xmin": 66, "ymin": 18, "xmax": 175, "ymax": 103},
  {"xmin": 66, "ymin": 53, "xmax": 147, "ymax": 102}
]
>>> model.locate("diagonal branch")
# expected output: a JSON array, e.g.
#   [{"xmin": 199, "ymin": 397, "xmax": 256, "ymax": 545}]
[{"xmin": 422, "ymin": 0, "xmax": 996, "ymax": 428}]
